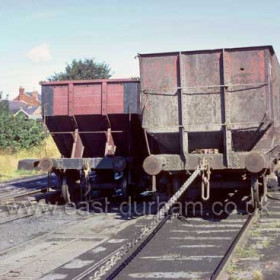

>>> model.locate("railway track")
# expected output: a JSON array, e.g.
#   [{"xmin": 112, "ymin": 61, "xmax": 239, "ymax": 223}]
[
  {"xmin": 47, "ymin": 167, "xmax": 260, "ymax": 280},
  {"xmin": 90, "ymin": 209, "xmax": 258, "ymax": 280},
  {"xmin": 0, "ymin": 171, "xmax": 276, "ymax": 280},
  {"xmin": 0, "ymin": 206, "xmax": 145, "ymax": 280},
  {"xmin": 52, "ymin": 207, "xmax": 257, "ymax": 280},
  {"xmin": 0, "ymin": 175, "xmax": 58, "ymax": 225},
  {"xmin": 0, "ymin": 175, "xmax": 49, "ymax": 205},
  {"xmin": 0, "ymin": 194, "xmax": 263, "ymax": 280}
]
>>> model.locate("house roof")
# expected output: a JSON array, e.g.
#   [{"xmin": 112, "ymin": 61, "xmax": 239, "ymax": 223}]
[
  {"xmin": 25, "ymin": 91, "xmax": 42, "ymax": 102},
  {"xmin": 9, "ymin": 101, "xmax": 39, "ymax": 115},
  {"xmin": 9, "ymin": 101, "xmax": 27, "ymax": 114},
  {"xmin": 25, "ymin": 106, "xmax": 39, "ymax": 115}
]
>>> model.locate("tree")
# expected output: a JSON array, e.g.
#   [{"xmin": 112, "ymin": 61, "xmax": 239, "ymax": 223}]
[
  {"xmin": 48, "ymin": 58, "xmax": 112, "ymax": 81},
  {"xmin": 0, "ymin": 91, "xmax": 9, "ymax": 113},
  {"xmin": 0, "ymin": 92, "xmax": 45, "ymax": 152},
  {"xmin": 0, "ymin": 114, "xmax": 45, "ymax": 152}
]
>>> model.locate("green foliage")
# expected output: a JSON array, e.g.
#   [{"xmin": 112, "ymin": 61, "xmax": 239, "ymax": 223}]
[
  {"xmin": 0, "ymin": 93, "xmax": 45, "ymax": 151},
  {"xmin": 0, "ymin": 91, "xmax": 9, "ymax": 113},
  {"xmin": 48, "ymin": 58, "xmax": 112, "ymax": 81}
]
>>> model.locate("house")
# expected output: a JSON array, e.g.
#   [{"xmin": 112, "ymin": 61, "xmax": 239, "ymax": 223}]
[
  {"xmin": 14, "ymin": 87, "xmax": 41, "ymax": 106},
  {"xmin": 9, "ymin": 100, "xmax": 42, "ymax": 120},
  {"xmin": 9, "ymin": 87, "xmax": 42, "ymax": 120}
]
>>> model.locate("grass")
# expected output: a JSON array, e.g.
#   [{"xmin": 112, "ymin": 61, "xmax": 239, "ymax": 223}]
[
  {"xmin": 0, "ymin": 136, "xmax": 60, "ymax": 182},
  {"xmin": 252, "ymin": 270, "xmax": 263, "ymax": 280},
  {"xmin": 236, "ymin": 245, "xmax": 258, "ymax": 258},
  {"xmin": 227, "ymin": 261, "xmax": 238, "ymax": 274}
]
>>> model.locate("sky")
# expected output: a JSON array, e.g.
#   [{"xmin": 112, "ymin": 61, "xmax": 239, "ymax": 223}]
[{"xmin": 1, "ymin": 0, "xmax": 280, "ymax": 99}]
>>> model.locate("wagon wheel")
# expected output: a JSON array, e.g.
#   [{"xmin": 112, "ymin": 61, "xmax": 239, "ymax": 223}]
[
  {"xmin": 261, "ymin": 175, "xmax": 268, "ymax": 203},
  {"xmin": 61, "ymin": 176, "xmax": 71, "ymax": 203},
  {"xmin": 251, "ymin": 175, "xmax": 260, "ymax": 209},
  {"xmin": 121, "ymin": 175, "xmax": 128, "ymax": 201},
  {"xmin": 172, "ymin": 176, "xmax": 180, "ymax": 194},
  {"xmin": 44, "ymin": 171, "xmax": 60, "ymax": 204}
]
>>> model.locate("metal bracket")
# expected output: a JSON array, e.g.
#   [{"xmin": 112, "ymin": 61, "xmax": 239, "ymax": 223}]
[
  {"xmin": 178, "ymin": 52, "xmax": 188, "ymax": 164},
  {"xmin": 71, "ymin": 129, "xmax": 84, "ymax": 158},
  {"xmin": 105, "ymin": 128, "xmax": 116, "ymax": 156},
  {"xmin": 221, "ymin": 49, "xmax": 232, "ymax": 167}
]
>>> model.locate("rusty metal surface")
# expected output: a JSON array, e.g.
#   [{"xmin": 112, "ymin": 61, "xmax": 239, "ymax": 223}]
[
  {"xmin": 41, "ymin": 79, "xmax": 144, "ymax": 159},
  {"xmin": 42, "ymin": 79, "xmax": 139, "ymax": 117},
  {"xmin": 51, "ymin": 157, "xmax": 130, "ymax": 170},
  {"xmin": 139, "ymin": 46, "xmax": 280, "ymax": 170},
  {"xmin": 146, "ymin": 152, "xmax": 267, "ymax": 172},
  {"xmin": 71, "ymin": 129, "xmax": 84, "ymax": 158},
  {"xmin": 47, "ymin": 115, "xmax": 144, "ymax": 158},
  {"xmin": 105, "ymin": 128, "xmax": 116, "ymax": 156}
]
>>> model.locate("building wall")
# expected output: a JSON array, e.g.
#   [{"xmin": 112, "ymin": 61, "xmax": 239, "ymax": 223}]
[{"xmin": 32, "ymin": 106, "xmax": 42, "ymax": 118}]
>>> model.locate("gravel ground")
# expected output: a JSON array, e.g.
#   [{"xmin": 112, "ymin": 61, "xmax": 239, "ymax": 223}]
[
  {"xmin": 0, "ymin": 206, "xmax": 81, "ymax": 252},
  {"xmin": 227, "ymin": 194, "xmax": 280, "ymax": 280},
  {"xmin": 0, "ymin": 204, "xmax": 144, "ymax": 279}
]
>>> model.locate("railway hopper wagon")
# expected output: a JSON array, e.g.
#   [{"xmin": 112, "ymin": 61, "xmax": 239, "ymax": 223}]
[
  {"xmin": 140, "ymin": 46, "xmax": 280, "ymax": 207},
  {"xmin": 38, "ymin": 79, "xmax": 146, "ymax": 202}
]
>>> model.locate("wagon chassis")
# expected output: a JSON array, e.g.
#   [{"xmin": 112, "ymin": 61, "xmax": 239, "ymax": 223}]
[{"xmin": 37, "ymin": 120, "xmax": 139, "ymax": 202}]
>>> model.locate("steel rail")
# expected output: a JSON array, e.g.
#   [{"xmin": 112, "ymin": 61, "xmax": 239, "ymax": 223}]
[
  {"xmin": 106, "ymin": 215, "xmax": 169, "ymax": 280},
  {"xmin": 0, "ymin": 208, "xmax": 37, "ymax": 226},
  {"xmin": 0, "ymin": 190, "xmax": 61, "ymax": 226},
  {"xmin": 0, "ymin": 187, "xmax": 49, "ymax": 205},
  {"xmin": 85, "ymin": 178, "xmax": 259, "ymax": 280},
  {"xmin": 210, "ymin": 209, "xmax": 259, "ymax": 280},
  {"xmin": 83, "ymin": 166, "xmax": 203, "ymax": 280},
  {"xmin": 0, "ymin": 174, "xmax": 47, "ymax": 187},
  {"xmin": 0, "ymin": 204, "xmax": 49, "ymax": 226}
]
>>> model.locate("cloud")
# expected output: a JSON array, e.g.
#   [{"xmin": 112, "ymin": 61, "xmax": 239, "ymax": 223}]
[
  {"xmin": 27, "ymin": 12, "xmax": 59, "ymax": 20},
  {"xmin": 26, "ymin": 44, "xmax": 52, "ymax": 63}
]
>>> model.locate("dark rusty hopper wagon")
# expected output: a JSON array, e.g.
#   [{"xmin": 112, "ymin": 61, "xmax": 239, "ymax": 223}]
[
  {"xmin": 139, "ymin": 46, "xmax": 280, "ymax": 206},
  {"xmin": 39, "ymin": 79, "xmax": 144, "ymax": 202}
]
